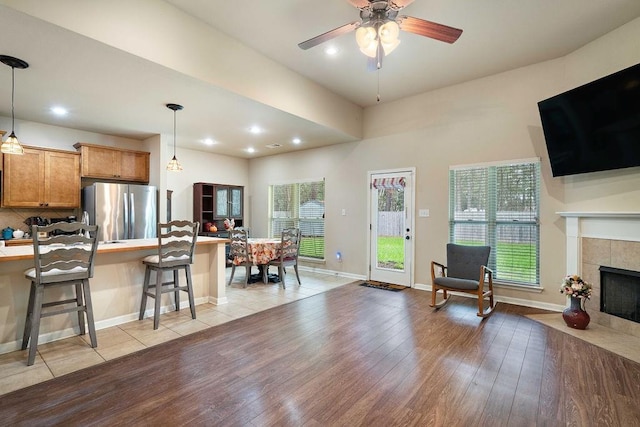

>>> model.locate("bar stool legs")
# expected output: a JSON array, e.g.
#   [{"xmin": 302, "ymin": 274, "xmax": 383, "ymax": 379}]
[
  {"xmin": 139, "ymin": 264, "xmax": 196, "ymax": 330},
  {"xmin": 21, "ymin": 279, "xmax": 97, "ymax": 366}
]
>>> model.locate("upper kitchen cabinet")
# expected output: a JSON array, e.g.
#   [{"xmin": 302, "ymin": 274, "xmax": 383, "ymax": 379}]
[
  {"xmin": 2, "ymin": 145, "xmax": 80, "ymax": 208},
  {"xmin": 73, "ymin": 142, "xmax": 150, "ymax": 183}
]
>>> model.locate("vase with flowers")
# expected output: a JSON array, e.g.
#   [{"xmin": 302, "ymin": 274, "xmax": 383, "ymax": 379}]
[{"xmin": 560, "ymin": 274, "xmax": 592, "ymax": 329}]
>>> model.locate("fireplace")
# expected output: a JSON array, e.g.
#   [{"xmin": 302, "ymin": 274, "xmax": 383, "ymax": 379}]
[
  {"xmin": 600, "ymin": 266, "xmax": 640, "ymax": 323},
  {"xmin": 560, "ymin": 211, "xmax": 640, "ymax": 339}
]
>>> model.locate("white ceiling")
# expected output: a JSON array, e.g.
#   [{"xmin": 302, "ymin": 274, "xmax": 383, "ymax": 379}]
[{"xmin": 1, "ymin": 1, "xmax": 640, "ymax": 158}]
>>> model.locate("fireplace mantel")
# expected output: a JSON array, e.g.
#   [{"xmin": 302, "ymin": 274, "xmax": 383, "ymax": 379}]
[{"xmin": 558, "ymin": 211, "xmax": 640, "ymax": 274}]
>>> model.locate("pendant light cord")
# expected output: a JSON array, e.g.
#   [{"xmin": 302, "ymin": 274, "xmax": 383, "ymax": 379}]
[
  {"xmin": 10, "ymin": 66, "xmax": 15, "ymax": 132},
  {"xmin": 173, "ymin": 109, "xmax": 177, "ymax": 156}
]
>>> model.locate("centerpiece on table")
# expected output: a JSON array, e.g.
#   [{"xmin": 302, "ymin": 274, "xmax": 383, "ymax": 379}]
[
  {"xmin": 224, "ymin": 218, "xmax": 235, "ymax": 231},
  {"xmin": 560, "ymin": 274, "xmax": 592, "ymax": 329}
]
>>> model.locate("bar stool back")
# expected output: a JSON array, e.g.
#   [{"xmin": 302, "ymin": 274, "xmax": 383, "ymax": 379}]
[
  {"xmin": 22, "ymin": 222, "xmax": 99, "ymax": 366},
  {"xmin": 139, "ymin": 220, "xmax": 199, "ymax": 329}
]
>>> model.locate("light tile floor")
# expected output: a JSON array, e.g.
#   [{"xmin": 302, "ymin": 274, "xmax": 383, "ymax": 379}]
[
  {"xmin": 526, "ymin": 313, "xmax": 640, "ymax": 365},
  {"xmin": 0, "ymin": 269, "xmax": 355, "ymax": 396}
]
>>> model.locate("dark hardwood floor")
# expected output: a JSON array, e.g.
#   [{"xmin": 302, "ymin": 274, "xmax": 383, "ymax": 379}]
[{"xmin": 1, "ymin": 282, "xmax": 639, "ymax": 426}]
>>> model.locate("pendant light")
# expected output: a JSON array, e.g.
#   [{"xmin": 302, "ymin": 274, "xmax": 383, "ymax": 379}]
[
  {"xmin": 0, "ymin": 55, "xmax": 29, "ymax": 155},
  {"xmin": 166, "ymin": 103, "xmax": 183, "ymax": 171}
]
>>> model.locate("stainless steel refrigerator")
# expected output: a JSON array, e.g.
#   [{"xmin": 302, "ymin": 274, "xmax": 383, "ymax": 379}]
[{"xmin": 82, "ymin": 183, "xmax": 158, "ymax": 242}]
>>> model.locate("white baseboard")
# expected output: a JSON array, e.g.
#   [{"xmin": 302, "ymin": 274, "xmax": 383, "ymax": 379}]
[
  {"xmin": 0, "ymin": 296, "xmax": 211, "ymax": 356},
  {"xmin": 413, "ymin": 282, "xmax": 564, "ymax": 313}
]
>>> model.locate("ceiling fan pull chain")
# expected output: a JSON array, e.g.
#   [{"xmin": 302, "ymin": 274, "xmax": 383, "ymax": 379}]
[{"xmin": 377, "ymin": 68, "xmax": 381, "ymax": 102}]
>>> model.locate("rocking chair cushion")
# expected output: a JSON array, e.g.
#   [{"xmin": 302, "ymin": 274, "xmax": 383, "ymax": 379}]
[
  {"xmin": 433, "ymin": 276, "xmax": 479, "ymax": 291},
  {"xmin": 446, "ymin": 244, "xmax": 491, "ymax": 280}
]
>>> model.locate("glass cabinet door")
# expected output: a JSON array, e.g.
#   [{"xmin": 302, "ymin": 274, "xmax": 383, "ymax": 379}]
[
  {"xmin": 230, "ymin": 187, "xmax": 242, "ymax": 217},
  {"xmin": 215, "ymin": 187, "xmax": 228, "ymax": 217}
]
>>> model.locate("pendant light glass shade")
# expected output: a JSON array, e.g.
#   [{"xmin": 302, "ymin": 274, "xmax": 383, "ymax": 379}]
[
  {"xmin": 166, "ymin": 103, "xmax": 183, "ymax": 172},
  {"xmin": 1, "ymin": 131, "xmax": 24, "ymax": 155},
  {"xmin": 0, "ymin": 55, "xmax": 29, "ymax": 155},
  {"xmin": 167, "ymin": 155, "xmax": 182, "ymax": 171}
]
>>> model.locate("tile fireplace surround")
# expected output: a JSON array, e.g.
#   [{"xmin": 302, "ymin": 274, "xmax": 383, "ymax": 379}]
[{"xmin": 560, "ymin": 212, "xmax": 640, "ymax": 339}]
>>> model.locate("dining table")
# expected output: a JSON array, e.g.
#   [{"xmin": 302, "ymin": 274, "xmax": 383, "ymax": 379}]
[{"xmin": 246, "ymin": 237, "xmax": 282, "ymax": 283}]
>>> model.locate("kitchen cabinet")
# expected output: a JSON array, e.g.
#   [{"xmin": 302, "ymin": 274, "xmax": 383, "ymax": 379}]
[
  {"xmin": 73, "ymin": 142, "xmax": 150, "ymax": 183},
  {"xmin": 193, "ymin": 182, "xmax": 244, "ymax": 236},
  {"xmin": 2, "ymin": 145, "xmax": 80, "ymax": 208}
]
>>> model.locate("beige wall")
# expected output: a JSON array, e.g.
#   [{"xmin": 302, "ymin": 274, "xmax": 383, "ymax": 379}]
[
  {"xmin": 248, "ymin": 17, "xmax": 640, "ymax": 309},
  {"xmin": 166, "ymin": 147, "xmax": 249, "ymax": 224}
]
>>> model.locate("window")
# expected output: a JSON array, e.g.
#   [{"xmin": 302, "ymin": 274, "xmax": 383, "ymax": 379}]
[
  {"xmin": 269, "ymin": 179, "xmax": 325, "ymax": 259},
  {"xmin": 449, "ymin": 159, "xmax": 540, "ymax": 286}
]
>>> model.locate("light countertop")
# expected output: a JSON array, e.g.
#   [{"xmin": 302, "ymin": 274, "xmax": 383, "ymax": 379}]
[{"xmin": 0, "ymin": 236, "xmax": 228, "ymax": 262}]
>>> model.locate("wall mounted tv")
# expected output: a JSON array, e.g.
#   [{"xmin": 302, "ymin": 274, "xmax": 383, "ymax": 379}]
[{"xmin": 537, "ymin": 62, "xmax": 640, "ymax": 177}]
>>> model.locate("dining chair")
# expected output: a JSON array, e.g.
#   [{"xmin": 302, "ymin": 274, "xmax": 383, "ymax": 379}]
[
  {"xmin": 227, "ymin": 228, "xmax": 253, "ymax": 287},
  {"xmin": 22, "ymin": 222, "xmax": 99, "ymax": 366},
  {"xmin": 268, "ymin": 227, "xmax": 301, "ymax": 288},
  {"xmin": 430, "ymin": 243, "xmax": 495, "ymax": 318},
  {"xmin": 139, "ymin": 220, "xmax": 199, "ymax": 330}
]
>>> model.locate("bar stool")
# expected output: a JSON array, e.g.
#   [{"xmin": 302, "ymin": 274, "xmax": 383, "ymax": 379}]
[
  {"xmin": 139, "ymin": 220, "xmax": 199, "ymax": 330},
  {"xmin": 22, "ymin": 222, "xmax": 100, "ymax": 366}
]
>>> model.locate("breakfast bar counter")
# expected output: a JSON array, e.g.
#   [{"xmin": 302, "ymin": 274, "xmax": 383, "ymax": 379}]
[{"xmin": 0, "ymin": 237, "xmax": 229, "ymax": 354}]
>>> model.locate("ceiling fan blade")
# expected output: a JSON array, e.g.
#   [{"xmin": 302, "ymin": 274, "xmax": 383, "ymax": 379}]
[
  {"xmin": 345, "ymin": 0, "xmax": 371, "ymax": 8},
  {"xmin": 397, "ymin": 15, "xmax": 463, "ymax": 44},
  {"xmin": 389, "ymin": 0, "xmax": 415, "ymax": 9},
  {"xmin": 298, "ymin": 21, "xmax": 361, "ymax": 50}
]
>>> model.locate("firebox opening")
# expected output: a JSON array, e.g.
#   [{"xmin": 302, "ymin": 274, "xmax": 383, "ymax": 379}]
[{"xmin": 600, "ymin": 266, "xmax": 640, "ymax": 324}]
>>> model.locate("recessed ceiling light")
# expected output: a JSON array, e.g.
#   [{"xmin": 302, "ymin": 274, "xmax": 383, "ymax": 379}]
[
  {"xmin": 324, "ymin": 46, "xmax": 338, "ymax": 56},
  {"xmin": 202, "ymin": 138, "xmax": 216, "ymax": 145},
  {"xmin": 249, "ymin": 125, "xmax": 262, "ymax": 134},
  {"xmin": 50, "ymin": 106, "xmax": 68, "ymax": 116},
  {"xmin": 292, "ymin": 137, "xmax": 301, "ymax": 145},
  {"xmin": 246, "ymin": 147, "xmax": 256, "ymax": 153}
]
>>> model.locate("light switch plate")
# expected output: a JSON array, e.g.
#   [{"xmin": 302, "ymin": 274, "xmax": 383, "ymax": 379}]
[{"xmin": 419, "ymin": 209, "xmax": 429, "ymax": 217}]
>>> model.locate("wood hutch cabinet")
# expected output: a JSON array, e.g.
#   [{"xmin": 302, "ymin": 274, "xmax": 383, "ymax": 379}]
[
  {"xmin": 2, "ymin": 145, "xmax": 80, "ymax": 208},
  {"xmin": 73, "ymin": 142, "xmax": 150, "ymax": 183},
  {"xmin": 193, "ymin": 182, "xmax": 244, "ymax": 236}
]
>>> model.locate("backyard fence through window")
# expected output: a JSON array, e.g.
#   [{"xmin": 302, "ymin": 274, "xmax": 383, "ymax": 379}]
[
  {"xmin": 449, "ymin": 159, "xmax": 540, "ymax": 286},
  {"xmin": 269, "ymin": 179, "xmax": 325, "ymax": 260}
]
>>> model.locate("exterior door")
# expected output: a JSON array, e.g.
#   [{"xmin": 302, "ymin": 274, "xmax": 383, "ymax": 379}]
[{"xmin": 369, "ymin": 170, "xmax": 414, "ymax": 286}]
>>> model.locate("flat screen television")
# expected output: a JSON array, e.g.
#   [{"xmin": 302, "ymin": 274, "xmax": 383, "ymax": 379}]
[{"xmin": 537, "ymin": 62, "xmax": 640, "ymax": 177}]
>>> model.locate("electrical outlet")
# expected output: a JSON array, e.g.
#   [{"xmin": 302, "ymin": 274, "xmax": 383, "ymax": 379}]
[
  {"xmin": 341, "ymin": 209, "xmax": 346, "ymax": 216},
  {"xmin": 419, "ymin": 209, "xmax": 429, "ymax": 217}
]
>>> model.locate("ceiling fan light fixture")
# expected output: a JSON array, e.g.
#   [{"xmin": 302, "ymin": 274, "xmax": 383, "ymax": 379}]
[
  {"xmin": 356, "ymin": 26, "xmax": 378, "ymax": 57},
  {"xmin": 381, "ymin": 37, "xmax": 400, "ymax": 55},
  {"xmin": 359, "ymin": 43, "xmax": 378, "ymax": 58},
  {"xmin": 379, "ymin": 20, "xmax": 400, "ymax": 43}
]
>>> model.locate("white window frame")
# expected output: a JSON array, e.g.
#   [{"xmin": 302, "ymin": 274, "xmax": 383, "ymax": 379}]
[
  {"xmin": 449, "ymin": 158, "xmax": 541, "ymax": 286},
  {"xmin": 268, "ymin": 178, "xmax": 325, "ymax": 261}
]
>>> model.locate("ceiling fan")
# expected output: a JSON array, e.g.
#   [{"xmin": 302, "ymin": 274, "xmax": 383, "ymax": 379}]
[{"xmin": 298, "ymin": 0, "xmax": 463, "ymax": 70}]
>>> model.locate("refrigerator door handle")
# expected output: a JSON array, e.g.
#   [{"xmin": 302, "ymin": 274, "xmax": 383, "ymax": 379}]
[
  {"xmin": 129, "ymin": 192, "xmax": 135, "ymax": 239},
  {"xmin": 123, "ymin": 192, "xmax": 130, "ymax": 239}
]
